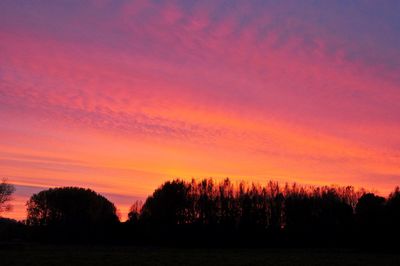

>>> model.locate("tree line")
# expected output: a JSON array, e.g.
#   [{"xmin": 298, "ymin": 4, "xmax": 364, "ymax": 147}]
[{"xmin": 1, "ymin": 178, "xmax": 400, "ymax": 247}]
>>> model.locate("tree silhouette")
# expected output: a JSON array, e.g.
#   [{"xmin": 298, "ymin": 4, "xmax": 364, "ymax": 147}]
[
  {"xmin": 27, "ymin": 187, "xmax": 119, "ymax": 226},
  {"xmin": 237, "ymin": 182, "xmax": 269, "ymax": 230},
  {"xmin": 127, "ymin": 200, "xmax": 143, "ymax": 225},
  {"xmin": 26, "ymin": 187, "xmax": 119, "ymax": 241},
  {"xmin": 0, "ymin": 178, "xmax": 15, "ymax": 215},
  {"xmin": 140, "ymin": 180, "xmax": 193, "ymax": 225},
  {"xmin": 385, "ymin": 187, "xmax": 400, "ymax": 236},
  {"xmin": 284, "ymin": 184, "xmax": 314, "ymax": 234},
  {"xmin": 12, "ymin": 178, "xmax": 400, "ymax": 247},
  {"xmin": 193, "ymin": 178, "xmax": 218, "ymax": 225},
  {"xmin": 127, "ymin": 178, "xmax": 369, "ymax": 246},
  {"xmin": 355, "ymin": 193, "xmax": 386, "ymax": 234}
]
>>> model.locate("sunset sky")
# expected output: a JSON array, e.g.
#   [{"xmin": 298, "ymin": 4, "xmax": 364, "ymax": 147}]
[{"xmin": 1, "ymin": 0, "xmax": 400, "ymax": 220}]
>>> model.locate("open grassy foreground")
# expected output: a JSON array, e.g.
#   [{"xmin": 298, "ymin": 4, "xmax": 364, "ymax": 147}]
[{"xmin": 1, "ymin": 245, "xmax": 400, "ymax": 266}]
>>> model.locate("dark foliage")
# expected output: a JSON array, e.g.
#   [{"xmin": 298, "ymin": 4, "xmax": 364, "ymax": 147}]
[
  {"xmin": 2, "ymin": 179, "xmax": 400, "ymax": 248},
  {"xmin": 385, "ymin": 187, "xmax": 400, "ymax": 235},
  {"xmin": 0, "ymin": 178, "xmax": 15, "ymax": 214},
  {"xmin": 26, "ymin": 187, "xmax": 119, "ymax": 242},
  {"xmin": 140, "ymin": 180, "xmax": 192, "ymax": 225},
  {"xmin": 355, "ymin": 193, "xmax": 386, "ymax": 238},
  {"xmin": 124, "ymin": 179, "xmax": 400, "ymax": 247},
  {"xmin": 0, "ymin": 218, "xmax": 26, "ymax": 241}
]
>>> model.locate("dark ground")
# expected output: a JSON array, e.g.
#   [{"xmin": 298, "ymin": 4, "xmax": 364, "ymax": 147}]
[{"xmin": 1, "ymin": 245, "xmax": 400, "ymax": 266}]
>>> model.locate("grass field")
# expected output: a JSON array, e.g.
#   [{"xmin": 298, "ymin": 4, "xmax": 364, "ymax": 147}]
[{"xmin": 1, "ymin": 245, "xmax": 399, "ymax": 266}]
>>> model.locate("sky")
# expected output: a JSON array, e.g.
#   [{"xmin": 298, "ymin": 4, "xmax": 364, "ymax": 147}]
[{"xmin": 1, "ymin": 0, "xmax": 400, "ymax": 221}]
